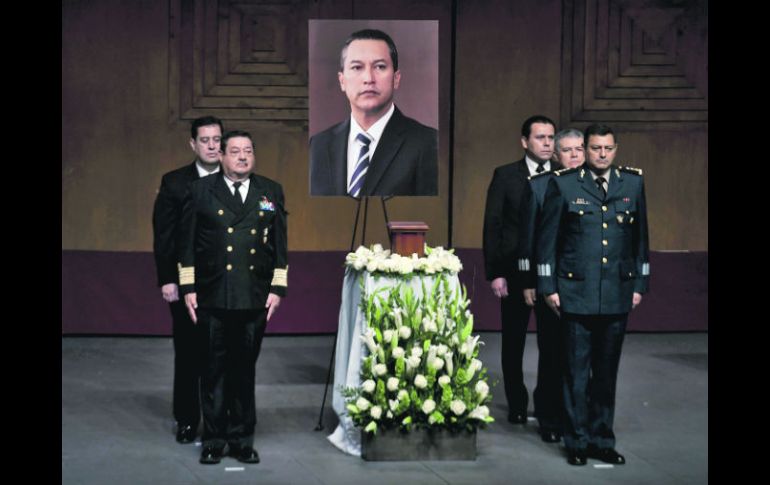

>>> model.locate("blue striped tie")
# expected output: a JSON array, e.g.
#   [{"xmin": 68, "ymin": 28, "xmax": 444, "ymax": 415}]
[{"xmin": 348, "ymin": 133, "xmax": 372, "ymax": 197}]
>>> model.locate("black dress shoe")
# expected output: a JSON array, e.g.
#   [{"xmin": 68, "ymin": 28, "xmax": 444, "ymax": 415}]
[
  {"xmin": 507, "ymin": 412, "xmax": 527, "ymax": 424},
  {"xmin": 587, "ymin": 446, "xmax": 626, "ymax": 465},
  {"xmin": 567, "ymin": 449, "xmax": 587, "ymax": 466},
  {"xmin": 540, "ymin": 430, "xmax": 562, "ymax": 443},
  {"xmin": 230, "ymin": 445, "xmax": 260, "ymax": 464},
  {"xmin": 176, "ymin": 424, "xmax": 196, "ymax": 444},
  {"xmin": 199, "ymin": 446, "xmax": 224, "ymax": 465}
]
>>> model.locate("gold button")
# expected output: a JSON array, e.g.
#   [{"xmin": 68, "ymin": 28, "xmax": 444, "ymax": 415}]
[
  {"xmin": 227, "ymin": 245, "xmax": 233, "ymax": 252},
  {"xmin": 568, "ymin": 272, "xmax": 573, "ymax": 278},
  {"xmin": 602, "ymin": 240, "xmax": 608, "ymax": 246},
  {"xmin": 263, "ymin": 237, "xmax": 267, "ymax": 244},
  {"xmin": 628, "ymin": 272, "xmax": 633, "ymax": 277},
  {"xmin": 263, "ymin": 228, "xmax": 269, "ymax": 235},
  {"xmin": 250, "ymin": 265, "xmax": 254, "ymax": 270},
  {"xmin": 602, "ymin": 222, "xmax": 608, "ymax": 229},
  {"xmin": 579, "ymin": 210, "xmax": 584, "ymax": 215},
  {"xmin": 227, "ymin": 227, "xmax": 234, "ymax": 234},
  {"xmin": 251, "ymin": 229, "xmax": 257, "ymax": 235},
  {"xmin": 226, "ymin": 264, "xmax": 233, "ymax": 271},
  {"xmin": 602, "ymin": 205, "xmax": 608, "ymax": 212},
  {"xmin": 218, "ymin": 209, "xmax": 224, "ymax": 216},
  {"xmin": 250, "ymin": 249, "xmax": 256, "ymax": 254},
  {"xmin": 259, "ymin": 211, "xmax": 264, "ymax": 217},
  {"xmin": 602, "ymin": 257, "xmax": 608, "ymax": 264},
  {"xmin": 626, "ymin": 210, "xmax": 630, "ymax": 215}
]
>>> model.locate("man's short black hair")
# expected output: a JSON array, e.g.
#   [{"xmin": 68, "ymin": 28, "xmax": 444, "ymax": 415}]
[
  {"xmin": 584, "ymin": 124, "xmax": 617, "ymax": 143},
  {"xmin": 521, "ymin": 115, "xmax": 557, "ymax": 139},
  {"xmin": 339, "ymin": 29, "xmax": 399, "ymax": 71},
  {"xmin": 221, "ymin": 130, "xmax": 254, "ymax": 151},
  {"xmin": 190, "ymin": 116, "xmax": 224, "ymax": 140}
]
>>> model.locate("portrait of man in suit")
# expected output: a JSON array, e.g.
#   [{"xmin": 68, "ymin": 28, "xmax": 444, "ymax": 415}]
[{"xmin": 309, "ymin": 26, "xmax": 438, "ymax": 197}]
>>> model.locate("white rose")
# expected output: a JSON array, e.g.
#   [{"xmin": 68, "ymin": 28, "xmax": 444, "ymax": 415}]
[
  {"xmin": 438, "ymin": 375, "xmax": 451, "ymax": 386},
  {"xmin": 436, "ymin": 344, "xmax": 448, "ymax": 356},
  {"xmin": 389, "ymin": 399, "xmax": 399, "ymax": 411},
  {"xmin": 392, "ymin": 346, "xmax": 405, "ymax": 359},
  {"xmin": 373, "ymin": 363, "xmax": 388, "ymax": 376},
  {"xmin": 370, "ymin": 405, "xmax": 382, "ymax": 420},
  {"xmin": 421, "ymin": 399, "xmax": 436, "ymax": 414},
  {"xmin": 356, "ymin": 397, "xmax": 371, "ymax": 411},
  {"xmin": 414, "ymin": 374, "xmax": 428, "ymax": 389},
  {"xmin": 366, "ymin": 260, "xmax": 379, "ymax": 273},
  {"xmin": 397, "ymin": 258, "xmax": 413, "ymax": 275},
  {"xmin": 411, "ymin": 346, "xmax": 423, "ymax": 358},
  {"xmin": 372, "ymin": 243, "xmax": 384, "ymax": 254},
  {"xmin": 387, "ymin": 377, "xmax": 400, "ymax": 392},
  {"xmin": 471, "ymin": 359, "xmax": 483, "ymax": 372},
  {"xmin": 353, "ymin": 258, "xmax": 366, "ymax": 271},
  {"xmin": 406, "ymin": 355, "xmax": 421, "ymax": 370},
  {"xmin": 362, "ymin": 379, "xmax": 376, "ymax": 393},
  {"xmin": 398, "ymin": 326, "xmax": 412, "ymax": 340},
  {"xmin": 450, "ymin": 400, "xmax": 467, "ymax": 416},
  {"xmin": 382, "ymin": 330, "xmax": 394, "ymax": 344},
  {"xmin": 469, "ymin": 405, "xmax": 490, "ymax": 420},
  {"xmin": 475, "ymin": 380, "xmax": 489, "ymax": 399},
  {"xmin": 432, "ymin": 357, "xmax": 445, "ymax": 371},
  {"xmin": 397, "ymin": 389, "xmax": 409, "ymax": 401}
]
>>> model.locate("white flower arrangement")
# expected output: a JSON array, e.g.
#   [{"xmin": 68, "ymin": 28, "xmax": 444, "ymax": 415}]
[
  {"xmin": 345, "ymin": 244, "xmax": 464, "ymax": 277},
  {"xmin": 342, "ymin": 272, "xmax": 495, "ymax": 434}
]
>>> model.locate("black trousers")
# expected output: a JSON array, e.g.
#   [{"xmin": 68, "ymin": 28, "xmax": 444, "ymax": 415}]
[
  {"xmin": 170, "ymin": 300, "xmax": 203, "ymax": 429},
  {"xmin": 198, "ymin": 308, "xmax": 267, "ymax": 449},
  {"xmin": 561, "ymin": 313, "xmax": 627, "ymax": 450},
  {"xmin": 500, "ymin": 288, "xmax": 564, "ymax": 430}
]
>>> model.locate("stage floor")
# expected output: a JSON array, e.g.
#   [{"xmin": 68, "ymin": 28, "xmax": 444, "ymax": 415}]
[{"xmin": 62, "ymin": 332, "xmax": 707, "ymax": 484}]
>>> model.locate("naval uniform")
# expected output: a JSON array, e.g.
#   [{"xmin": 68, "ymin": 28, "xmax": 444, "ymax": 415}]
[
  {"xmin": 536, "ymin": 164, "xmax": 650, "ymax": 451},
  {"xmin": 515, "ymin": 167, "xmax": 566, "ymax": 435},
  {"xmin": 178, "ymin": 171, "xmax": 288, "ymax": 451}
]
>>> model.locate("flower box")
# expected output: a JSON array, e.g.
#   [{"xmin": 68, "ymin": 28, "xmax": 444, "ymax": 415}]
[{"xmin": 361, "ymin": 427, "xmax": 477, "ymax": 461}]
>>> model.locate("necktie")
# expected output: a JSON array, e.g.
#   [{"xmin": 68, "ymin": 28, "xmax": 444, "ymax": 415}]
[
  {"xmin": 232, "ymin": 181, "xmax": 243, "ymax": 204},
  {"xmin": 535, "ymin": 162, "xmax": 545, "ymax": 173},
  {"xmin": 348, "ymin": 133, "xmax": 372, "ymax": 197},
  {"xmin": 595, "ymin": 176, "xmax": 607, "ymax": 199}
]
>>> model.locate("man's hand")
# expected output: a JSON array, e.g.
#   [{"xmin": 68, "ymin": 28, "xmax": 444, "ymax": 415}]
[
  {"xmin": 523, "ymin": 288, "xmax": 536, "ymax": 307},
  {"xmin": 545, "ymin": 293, "xmax": 561, "ymax": 317},
  {"xmin": 266, "ymin": 293, "xmax": 282, "ymax": 321},
  {"xmin": 161, "ymin": 283, "xmax": 179, "ymax": 303},
  {"xmin": 632, "ymin": 292, "xmax": 643, "ymax": 310},
  {"xmin": 491, "ymin": 277, "xmax": 508, "ymax": 298},
  {"xmin": 184, "ymin": 293, "xmax": 198, "ymax": 323}
]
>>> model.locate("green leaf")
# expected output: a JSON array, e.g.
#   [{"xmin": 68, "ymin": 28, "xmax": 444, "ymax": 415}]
[{"xmin": 364, "ymin": 421, "xmax": 377, "ymax": 434}]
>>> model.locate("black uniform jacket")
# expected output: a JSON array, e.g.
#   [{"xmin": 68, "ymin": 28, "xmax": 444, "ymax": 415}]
[
  {"xmin": 177, "ymin": 172, "xmax": 288, "ymax": 310},
  {"xmin": 309, "ymin": 106, "xmax": 438, "ymax": 196},
  {"xmin": 536, "ymin": 164, "xmax": 650, "ymax": 315}
]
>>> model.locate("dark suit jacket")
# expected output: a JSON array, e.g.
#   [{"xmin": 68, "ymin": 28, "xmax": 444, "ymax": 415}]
[
  {"xmin": 152, "ymin": 162, "xmax": 205, "ymax": 287},
  {"xmin": 178, "ymin": 172, "xmax": 288, "ymax": 310},
  {"xmin": 482, "ymin": 159, "xmax": 532, "ymax": 283},
  {"xmin": 309, "ymin": 106, "xmax": 438, "ymax": 196},
  {"xmin": 536, "ymin": 164, "xmax": 650, "ymax": 315}
]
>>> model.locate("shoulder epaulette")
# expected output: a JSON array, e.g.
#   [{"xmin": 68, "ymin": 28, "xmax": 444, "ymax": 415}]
[
  {"xmin": 619, "ymin": 165, "xmax": 643, "ymax": 176},
  {"xmin": 553, "ymin": 167, "xmax": 578, "ymax": 177},
  {"xmin": 529, "ymin": 170, "xmax": 553, "ymax": 180}
]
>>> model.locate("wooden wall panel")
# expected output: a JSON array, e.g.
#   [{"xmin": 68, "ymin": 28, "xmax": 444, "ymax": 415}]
[{"xmin": 62, "ymin": 0, "xmax": 707, "ymax": 253}]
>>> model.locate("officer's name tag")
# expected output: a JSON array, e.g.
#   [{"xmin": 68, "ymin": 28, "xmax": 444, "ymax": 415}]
[
  {"xmin": 259, "ymin": 196, "xmax": 275, "ymax": 211},
  {"xmin": 572, "ymin": 198, "xmax": 591, "ymax": 205}
]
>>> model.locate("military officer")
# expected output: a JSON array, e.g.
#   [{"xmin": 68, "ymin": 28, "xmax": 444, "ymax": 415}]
[
  {"xmin": 515, "ymin": 128, "xmax": 585, "ymax": 443},
  {"xmin": 178, "ymin": 130, "xmax": 288, "ymax": 465},
  {"xmin": 536, "ymin": 124, "xmax": 649, "ymax": 466},
  {"xmin": 152, "ymin": 116, "xmax": 223, "ymax": 444}
]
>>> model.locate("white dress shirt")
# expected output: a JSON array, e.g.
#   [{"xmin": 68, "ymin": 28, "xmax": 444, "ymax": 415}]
[{"xmin": 346, "ymin": 103, "xmax": 396, "ymax": 189}]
